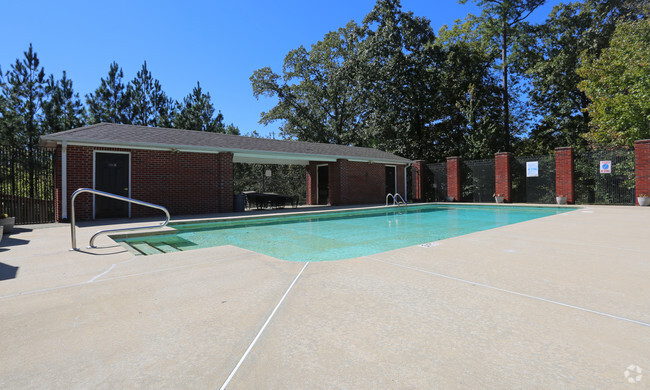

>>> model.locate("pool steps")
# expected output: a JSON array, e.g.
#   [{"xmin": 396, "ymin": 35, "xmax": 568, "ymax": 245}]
[{"xmin": 123, "ymin": 241, "xmax": 182, "ymax": 256}]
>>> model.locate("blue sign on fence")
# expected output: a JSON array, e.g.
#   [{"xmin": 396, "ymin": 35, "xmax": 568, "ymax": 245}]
[{"xmin": 600, "ymin": 161, "xmax": 612, "ymax": 174}]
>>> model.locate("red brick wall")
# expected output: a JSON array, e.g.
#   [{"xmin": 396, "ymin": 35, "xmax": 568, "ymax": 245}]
[
  {"xmin": 59, "ymin": 145, "xmax": 233, "ymax": 221},
  {"xmin": 306, "ymin": 162, "xmax": 317, "ymax": 205},
  {"xmin": 320, "ymin": 160, "xmax": 405, "ymax": 206},
  {"xmin": 495, "ymin": 152, "xmax": 512, "ymax": 202},
  {"xmin": 635, "ymin": 139, "xmax": 650, "ymax": 204},
  {"xmin": 555, "ymin": 147, "xmax": 575, "ymax": 204},
  {"xmin": 447, "ymin": 157, "xmax": 462, "ymax": 201},
  {"xmin": 216, "ymin": 152, "xmax": 233, "ymax": 213},
  {"xmin": 411, "ymin": 160, "xmax": 424, "ymax": 202}
]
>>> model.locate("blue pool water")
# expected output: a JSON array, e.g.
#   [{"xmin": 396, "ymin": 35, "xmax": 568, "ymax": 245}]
[{"xmin": 116, "ymin": 204, "xmax": 574, "ymax": 261}]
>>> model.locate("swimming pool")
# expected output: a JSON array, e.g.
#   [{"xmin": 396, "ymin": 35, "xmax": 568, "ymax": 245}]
[{"xmin": 115, "ymin": 204, "xmax": 575, "ymax": 261}]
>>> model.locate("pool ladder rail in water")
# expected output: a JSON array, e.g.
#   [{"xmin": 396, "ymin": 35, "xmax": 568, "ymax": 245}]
[{"xmin": 386, "ymin": 193, "xmax": 408, "ymax": 211}]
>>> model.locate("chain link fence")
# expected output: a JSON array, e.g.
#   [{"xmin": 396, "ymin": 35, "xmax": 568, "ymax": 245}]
[
  {"xmin": 462, "ymin": 159, "xmax": 495, "ymax": 202},
  {"xmin": 511, "ymin": 154, "xmax": 556, "ymax": 204},
  {"xmin": 422, "ymin": 162, "xmax": 447, "ymax": 202},
  {"xmin": 574, "ymin": 149, "xmax": 635, "ymax": 205}
]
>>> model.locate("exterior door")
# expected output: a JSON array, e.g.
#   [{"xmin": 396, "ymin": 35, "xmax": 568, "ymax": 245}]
[
  {"xmin": 95, "ymin": 152, "xmax": 129, "ymax": 219},
  {"xmin": 317, "ymin": 165, "xmax": 329, "ymax": 205},
  {"xmin": 385, "ymin": 166, "xmax": 396, "ymax": 195}
]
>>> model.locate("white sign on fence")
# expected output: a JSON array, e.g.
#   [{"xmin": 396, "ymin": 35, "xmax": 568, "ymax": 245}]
[
  {"xmin": 526, "ymin": 161, "xmax": 539, "ymax": 177},
  {"xmin": 600, "ymin": 161, "xmax": 612, "ymax": 174}
]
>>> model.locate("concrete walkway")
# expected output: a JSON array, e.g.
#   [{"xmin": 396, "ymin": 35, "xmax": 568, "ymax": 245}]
[{"xmin": 0, "ymin": 205, "xmax": 648, "ymax": 388}]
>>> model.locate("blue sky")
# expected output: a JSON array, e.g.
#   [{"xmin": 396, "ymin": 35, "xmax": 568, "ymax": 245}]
[{"xmin": 3, "ymin": 0, "xmax": 563, "ymax": 137}]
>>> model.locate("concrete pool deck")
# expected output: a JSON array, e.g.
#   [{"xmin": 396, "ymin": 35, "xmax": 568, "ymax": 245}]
[{"xmin": 0, "ymin": 204, "xmax": 648, "ymax": 388}]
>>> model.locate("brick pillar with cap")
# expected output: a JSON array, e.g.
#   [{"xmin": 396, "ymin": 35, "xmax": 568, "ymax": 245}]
[
  {"xmin": 447, "ymin": 156, "xmax": 462, "ymax": 201},
  {"xmin": 555, "ymin": 147, "xmax": 575, "ymax": 204},
  {"xmin": 411, "ymin": 160, "xmax": 425, "ymax": 202},
  {"xmin": 635, "ymin": 139, "xmax": 650, "ymax": 205},
  {"xmin": 495, "ymin": 152, "xmax": 512, "ymax": 202}
]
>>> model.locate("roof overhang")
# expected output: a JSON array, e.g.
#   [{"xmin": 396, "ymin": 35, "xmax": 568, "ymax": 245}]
[{"xmin": 41, "ymin": 138, "xmax": 411, "ymax": 166}]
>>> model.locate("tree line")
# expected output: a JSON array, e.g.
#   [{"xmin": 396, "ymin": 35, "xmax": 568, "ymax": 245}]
[
  {"xmin": 251, "ymin": 0, "xmax": 649, "ymax": 161},
  {"xmin": 0, "ymin": 47, "xmax": 238, "ymax": 154},
  {"xmin": 1, "ymin": 0, "xmax": 648, "ymax": 165}
]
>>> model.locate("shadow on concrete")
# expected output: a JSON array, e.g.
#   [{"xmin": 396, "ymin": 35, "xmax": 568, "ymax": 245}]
[
  {"xmin": 74, "ymin": 244, "xmax": 130, "ymax": 256},
  {"xmin": 0, "ymin": 262, "xmax": 19, "ymax": 280},
  {"xmin": 0, "ymin": 236, "xmax": 31, "ymax": 249}
]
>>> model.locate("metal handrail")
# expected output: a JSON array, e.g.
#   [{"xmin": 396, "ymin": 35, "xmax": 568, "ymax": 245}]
[
  {"xmin": 394, "ymin": 193, "xmax": 407, "ymax": 206},
  {"xmin": 70, "ymin": 188, "xmax": 170, "ymax": 250},
  {"xmin": 385, "ymin": 193, "xmax": 408, "ymax": 209}
]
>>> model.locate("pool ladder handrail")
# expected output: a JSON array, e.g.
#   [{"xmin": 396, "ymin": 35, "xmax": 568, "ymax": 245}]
[
  {"xmin": 70, "ymin": 188, "xmax": 170, "ymax": 250},
  {"xmin": 385, "ymin": 193, "xmax": 408, "ymax": 210}
]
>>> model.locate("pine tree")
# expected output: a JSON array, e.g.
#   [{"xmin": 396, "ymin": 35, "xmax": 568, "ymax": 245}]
[
  {"xmin": 42, "ymin": 71, "xmax": 86, "ymax": 133},
  {"xmin": 1, "ymin": 43, "xmax": 47, "ymax": 150},
  {"xmin": 128, "ymin": 61, "xmax": 177, "ymax": 127},
  {"xmin": 175, "ymin": 82, "xmax": 225, "ymax": 132},
  {"xmin": 0, "ymin": 44, "xmax": 48, "ymax": 198},
  {"xmin": 86, "ymin": 62, "xmax": 131, "ymax": 124}
]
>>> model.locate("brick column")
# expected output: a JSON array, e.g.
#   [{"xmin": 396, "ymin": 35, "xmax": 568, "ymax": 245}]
[
  {"xmin": 555, "ymin": 147, "xmax": 575, "ymax": 204},
  {"xmin": 411, "ymin": 160, "xmax": 425, "ymax": 202},
  {"xmin": 447, "ymin": 157, "xmax": 462, "ymax": 201},
  {"xmin": 216, "ymin": 152, "xmax": 234, "ymax": 212},
  {"xmin": 635, "ymin": 139, "xmax": 650, "ymax": 205},
  {"xmin": 495, "ymin": 152, "xmax": 512, "ymax": 202},
  {"xmin": 306, "ymin": 162, "xmax": 317, "ymax": 205}
]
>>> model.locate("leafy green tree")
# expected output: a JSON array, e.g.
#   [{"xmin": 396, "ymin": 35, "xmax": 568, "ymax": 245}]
[
  {"xmin": 86, "ymin": 61, "xmax": 131, "ymax": 124},
  {"xmin": 520, "ymin": 0, "xmax": 646, "ymax": 153},
  {"xmin": 459, "ymin": 0, "xmax": 545, "ymax": 152},
  {"xmin": 175, "ymin": 82, "xmax": 225, "ymax": 132},
  {"xmin": 435, "ymin": 16, "xmax": 503, "ymax": 159},
  {"xmin": 578, "ymin": 15, "xmax": 650, "ymax": 146},
  {"xmin": 359, "ymin": 0, "xmax": 442, "ymax": 160},
  {"xmin": 42, "ymin": 71, "xmax": 86, "ymax": 133},
  {"xmin": 251, "ymin": 21, "xmax": 367, "ymax": 145}
]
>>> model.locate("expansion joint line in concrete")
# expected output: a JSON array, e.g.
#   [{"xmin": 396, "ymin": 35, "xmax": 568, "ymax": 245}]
[
  {"xmin": 366, "ymin": 257, "xmax": 650, "ymax": 328},
  {"xmin": 220, "ymin": 261, "xmax": 310, "ymax": 390}
]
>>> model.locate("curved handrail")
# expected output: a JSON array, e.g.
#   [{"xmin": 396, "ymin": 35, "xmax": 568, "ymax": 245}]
[
  {"xmin": 70, "ymin": 188, "xmax": 170, "ymax": 250},
  {"xmin": 385, "ymin": 193, "xmax": 408, "ymax": 208},
  {"xmin": 385, "ymin": 193, "xmax": 396, "ymax": 206},
  {"xmin": 394, "ymin": 193, "xmax": 407, "ymax": 206}
]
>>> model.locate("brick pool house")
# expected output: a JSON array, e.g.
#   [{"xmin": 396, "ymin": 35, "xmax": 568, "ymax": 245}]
[{"xmin": 40, "ymin": 123, "xmax": 411, "ymax": 221}]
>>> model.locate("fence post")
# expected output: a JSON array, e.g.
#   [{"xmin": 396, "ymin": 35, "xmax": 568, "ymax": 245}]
[
  {"xmin": 635, "ymin": 139, "xmax": 650, "ymax": 205},
  {"xmin": 555, "ymin": 147, "xmax": 575, "ymax": 204},
  {"xmin": 495, "ymin": 152, "xmax": 512, "ymax": 202},
  {"xmin": 447, "ymin": 157, "xmax": 462, "ymax": 201},
  {"xmin": 411, "ymin": 160, "xmax": 425, "ymax": 202}
]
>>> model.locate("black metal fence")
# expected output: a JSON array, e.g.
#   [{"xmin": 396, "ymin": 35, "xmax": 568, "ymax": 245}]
[
  {"xmin": 234, "ymin": 163, "xmax": 307, "ymax": 204},
  {"xmin": 423, "ymin": 162, "xmax": 447, "ymax": 201},
  {"xmin": 462, "ymin": 159, "xmax": 495, "ymax": 202},
  {"xmin": 0, "ymin": 146, "xmax": 56, "ymax": 224},
  {"xmin": 512, "ymin": 154, "xmax": 556, "ymax": 204},
  {"xmin": 574, "ymin": 149, "xmax": 635, "ymax": 205}
]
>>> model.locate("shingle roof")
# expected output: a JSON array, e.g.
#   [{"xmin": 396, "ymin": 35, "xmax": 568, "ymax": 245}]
[{"xmin": 40, "ymin": 123, "xmax": 411, "ymax": 165}]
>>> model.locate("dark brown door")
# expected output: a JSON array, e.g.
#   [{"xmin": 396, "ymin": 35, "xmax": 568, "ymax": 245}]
[
  {"xmin": 385, "ymin": 166, "xmax": 396, "ymax": 195},
  {"xmin": 95, "ymin": 152, "xmax": 129, "ymax": 219},
  {"xmin": 317, "ymin": 165, "xmax": 329, "ymax": 205}
]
